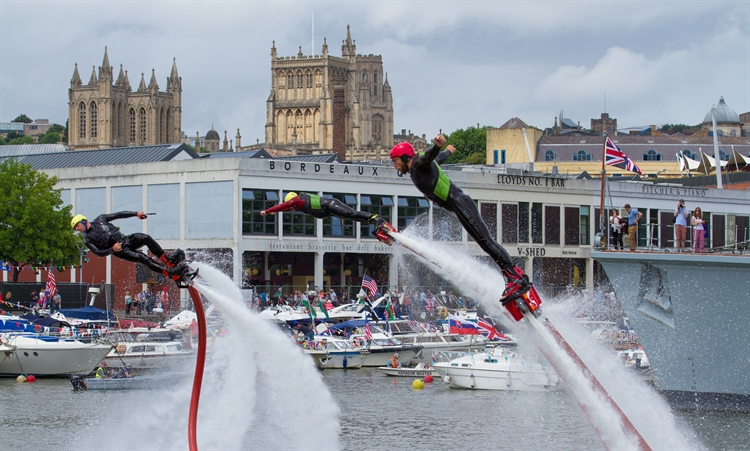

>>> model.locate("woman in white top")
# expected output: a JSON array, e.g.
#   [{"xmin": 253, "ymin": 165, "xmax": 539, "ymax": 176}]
[
  {"xmin": 609, "ymin": 209, "xmax": 623, "ymax": 250},
  {"xmin": 691, "ymin": 207, "xmax": 705, "ymax": 253}
]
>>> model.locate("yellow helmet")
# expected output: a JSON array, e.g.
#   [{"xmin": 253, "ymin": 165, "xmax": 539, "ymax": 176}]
[
  {"xmin": 284, "ymin": 192, "xmax": 298, "ymax": 203},
  {"xmin": 71, "ymin": 214, "xmax": 87, "ymax": 229}
]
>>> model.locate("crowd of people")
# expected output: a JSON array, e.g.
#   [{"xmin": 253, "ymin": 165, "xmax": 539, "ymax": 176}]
[{"xmin": 123, "ymin": 289, "xmax": 169, "ymax": 316}]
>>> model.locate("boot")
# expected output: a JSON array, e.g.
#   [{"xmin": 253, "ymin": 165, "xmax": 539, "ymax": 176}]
[
  {"xmin": 160, "ymin": 249, "xmax": 185, "ymax": 267},
  {"xmin": 501, "ymin": 265, "xmax": 532, "ymax": 301},
  {"xmin": 368, "ymin": 214, "xmax": 387, "ymax": 230}
]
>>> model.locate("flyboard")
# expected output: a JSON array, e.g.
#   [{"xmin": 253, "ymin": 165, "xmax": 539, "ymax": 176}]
[{"xmin": 374, "ymin": 222, "xmax": 652, "ymax": 451}]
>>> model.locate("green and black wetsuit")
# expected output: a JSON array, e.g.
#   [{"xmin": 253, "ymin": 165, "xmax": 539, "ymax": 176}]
[{"xmin": 264, "ymin": 193, "xmax": 373, "ymax": 222}]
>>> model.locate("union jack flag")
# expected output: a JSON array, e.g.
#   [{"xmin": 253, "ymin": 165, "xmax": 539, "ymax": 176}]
[
  {"xmin": 361, "ymin": 274, "xmax": 378, "ymax": 296},
  {"xmin": 477, "ymin": 317, "xmax": 506, "ymax": 341},
  {"xmin": 605, "ymin": 137, "xmax": 642, "ymax": 175},
  {"xmin": 424, "ymin": 296, "xmax": 436, "ymax": 314},
  {"xmin": 364, "ymin": 322, "xmax": 373, "ymax": 341}
]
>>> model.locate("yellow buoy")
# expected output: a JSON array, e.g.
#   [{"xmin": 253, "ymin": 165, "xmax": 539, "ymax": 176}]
[
  {"xmin": 16, "ymin": 375, "xmax": 26, "ymax": 383},
  {"xmin": 412, "ymin": 379, "xmax": 424, "ymax": 390}
]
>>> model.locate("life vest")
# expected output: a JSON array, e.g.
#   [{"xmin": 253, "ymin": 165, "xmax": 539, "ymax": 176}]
[{"xmin": 433, "ymin": 162, "xmax": 450, "ymax": 201}]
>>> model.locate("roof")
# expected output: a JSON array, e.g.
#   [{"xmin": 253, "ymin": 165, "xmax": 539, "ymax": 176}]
[
  {"xmin": 0, "ymin": 143, "xmax": 67, "ymax": 157},
  {"xmin": 703, "ymin": 97, "xmax": 740, "ymax": 124},
  {"xmin": 276, "ymin": 153, "xmax": 343, "ymax": 163},
  {"xmin": 0, "ymin": 143, "xmax": 198, "ymax": 170},
  {"xmin": 499, "ymin": 117, "xmax": 529, "ymax": 129},
  {"xmin": 205, "ymin": 129, "xmax": 220, "ymax": 140},
  {"xmin": 205, "ymin": 149, "xmax": 273, "ymax": 159}
]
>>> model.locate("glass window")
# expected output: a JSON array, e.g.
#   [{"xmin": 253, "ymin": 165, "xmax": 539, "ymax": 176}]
[
  {"xmin": 519, "ymin": 202, "xmax": 529, "ymax": 243},
  {"xmin": 573, "ymin": 150, "xmax": 592, "ymax": 161},
  {"xmin": 531, "ymin": 203, "xmax": 543, "ymax": 244},
  {"xmin": 186, "ymin": 181, "xmax": 233, "ymax": 239},
  {"xmin": 545, "ymin": 206, "xmax": 560, "ymax": 245},
  {"xmin": 398, "ymin": 196, "xmax": 429, "ymax": 230},
  {"xmin": 564, "ymin": 207, "xmax": 579, "ymax": 245},
  {"xmin": 282, "ymin": 191, "xmax": 315, "ymax": 236},
  {"xmin": 323, "ymin": 192, "xmax": 357, "ymax": 238},
  {"xmin": 579, "ymin": 206, "xmax": 590, "ymax": 246},
  {"xmin": 544, "ymin": 150, "xmax": 556, "ymax": 161},
  {"xmin": 242, "ymin": 189, "xmax": 277, "ymax": 235},
  {"xmin": 480, "ymin": 203, "xmax": 497, "ymax": 241},
  {"xmin": 359, "ymin": 195, "xmax": 393, "ymax": 238},
  {"xmin": 681, "ymin": 149, "xmax": 696, "ymax": 160},
  {"xmin": 501, "ymin": 204, "xmax": 518, "ymax": 244},
  {"xmin": 642, "ymin": 149, "xmax": 662, "ymax": 161}
]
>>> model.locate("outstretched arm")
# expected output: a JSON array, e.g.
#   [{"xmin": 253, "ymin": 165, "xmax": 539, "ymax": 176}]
[
  {"xmin": 99, "ymin": 211, "xmax": 146, "ymax": 222},
  {"xmin": 261, "ymin": 197, "xmax": 305, "ymax": 215},
  {"xmin": 417, "ymin": 134, "xmax": 448, "ymax": 167}
]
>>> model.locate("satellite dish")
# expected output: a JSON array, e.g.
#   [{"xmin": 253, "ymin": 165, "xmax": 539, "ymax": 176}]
[{"xmin": 420, "ymin": 312, "xmax": 426, "ymax": 320}]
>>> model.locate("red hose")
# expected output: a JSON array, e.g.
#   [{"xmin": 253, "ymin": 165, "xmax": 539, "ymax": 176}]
[{"xmin": 187, "ymin": 286, "xmax": 207, "ymax": 451}]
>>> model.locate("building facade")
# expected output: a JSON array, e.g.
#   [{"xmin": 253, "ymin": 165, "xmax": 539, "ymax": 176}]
[
  {"xmin": 68, "ymin": 48, "xmax": 182, "ymax": 150},
  {"xmin": 264, "ymin": 26, "xmax": 394, "ymax": 162}
]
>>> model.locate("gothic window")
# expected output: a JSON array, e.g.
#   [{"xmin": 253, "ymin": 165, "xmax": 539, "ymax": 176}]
[
  {"xmin": 129, "ymin": 108, "xmax": 136, "ymax": 143},
  {"xmin": 572, "ymin": 150, "xmax": 591, "ymax": 161},
  {"xmin": 288, "ymin": 73, "xmax": 294, "ymax": 88},
  {"xmin": 139, "ymin": 107, "xmax": 147, "ymax": 143},
  {"xmin": 363, "ymin": 70, "xmax": 368, "ymax": 82},
  {"xmin": 90, "ymin": 102, "xmax": 97, "ymax": 139},
  {"xmin": 295, "ymin": 110, "xmax": 303, "ymax": 139},
  {"xmin": 544, "ymin": 150, "xmax": 556, "ymax": 161},
  {"xmin": 166, "ymin": 108, "xmax": 171, "ymax": 143},
  {"xmin": 159, "ymin": 108, "xmax": 166, "ymax": 143},
  {"xmin": 642, "ymin": 149, "xmax": 662, "ymax": 161},
  {"xmin": 79, "ymin": 102, "xmax": 86, "ymax": 139},
  {"xmin": 372, "ymin": 114, "xmax": 384, "ymax": 144},
  {"xmin": 297, "ymin": 73, "xmax": 303, "ymax": 90},
  {"xmin": 731, "ymin": 130, "xmax": 737, "ymax": 137},
  {"xmin": 373, "ymin": 71, "xmax": 378, "ymax": 96},
  {"xmin": 306, "ymin": 73, "xmax": 313, "ymax": 88}
]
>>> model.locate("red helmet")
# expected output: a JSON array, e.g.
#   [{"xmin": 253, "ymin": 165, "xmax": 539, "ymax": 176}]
[{"xmin": 390, "ymin": 142, "xmax": 415, "ymax": 160}]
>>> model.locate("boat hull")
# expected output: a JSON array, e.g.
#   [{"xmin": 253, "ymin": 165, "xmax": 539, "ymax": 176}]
[
  {"xmin": 306, "ymin": 350, "xmax": 366, "ymax": 369},
  {"xmin": 378, "ymin": 366, "xmax": 439, "ymax": 377},
  {"xmin": 592, "ymin": 251, "xmax": 750, "ymax": 411},
  {"xmin": 0, "ymin": 335, "xmax": 112, "ymax": 377},
  {"xmin": 360, "ymin": 346, "xmax": 421, "ymax": 367},
  {"xmin": 71, "ymin": 371, "xmax": 188, "ymax": 390}
]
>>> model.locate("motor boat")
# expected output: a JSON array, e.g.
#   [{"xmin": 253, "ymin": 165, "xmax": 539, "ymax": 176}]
[
  {"xmin": 432, "ymin": 347, "xmax": 560, "ymax": 391},
  {"xmin": 104, "ymin": 334, "xmax": 195, "ymax": 371},
  {"xmin": 378, "ymin": 362, "xmax": 439, "ymax": 377},
  {"xmin": 302, "ymin": 336, "xmax": 369, "ymax": 369},
  {"xmin": 0, "ymin": 333, "xmax": 113, "ymax": 377},
  {"xmin": 71, "ymin": 371, "xmax": 187, "ymax": 390}
]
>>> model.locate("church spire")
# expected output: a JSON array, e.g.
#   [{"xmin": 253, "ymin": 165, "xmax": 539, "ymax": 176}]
[
  {"xmin": 99, "ymin": 46, "xmax": 112, "ymax": 80},
  {"xmin": 322, "ymin": 37, "xmax": 328, "ymax": 56},
  {"xmin": 116, "ymin": 64, "xmax": 126, "ymax": 86},
  {"xmin": 271, "ymin": 40, "xmax": 277, "ymax": 59},
  {"xmin": 137, "ymin": 72, "xmax": 147, "ymax": 92},
  {"xmin": 148, "ymin": 68, "xmax": 159, "ymax": 90},
  {"xmin": 71, "ymin": 63, "xmax": 82, "ymax": 86},
  {"xmin": 123, "ymin": 69, "xmax": 131, "ymax": 91},
  {"xmin": 168, "ymin": 58, "xmax": 181, "ymax": 91},
  {"xmin": 88, "ymin": 65, "xmax": 98, "ymax": 85},
  {"xmin": 342, "ymin": 24, "xmax": 356, "ymax": 58}
]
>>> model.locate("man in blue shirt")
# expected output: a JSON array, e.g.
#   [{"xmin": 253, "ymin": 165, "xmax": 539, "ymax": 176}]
[
  {"xmin": 624, "ymin": 204, "xmax": 643, "ymax": 252},
  {"xmin": 673, "ymin": 199, "xmax": 690, "ymax": 252}
]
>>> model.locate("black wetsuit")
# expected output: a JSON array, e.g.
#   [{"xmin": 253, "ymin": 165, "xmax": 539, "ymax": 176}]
[
  {"xmin": 265, "ymin": 193, "xmax": 373, "ymax": 222},
  {"xmin": 408, "ymin": 145, "xmax": 514, "ymax": 270},
  {"xmin": 83, "ymin": 212, "xmax": 167, "ymax": 273}
]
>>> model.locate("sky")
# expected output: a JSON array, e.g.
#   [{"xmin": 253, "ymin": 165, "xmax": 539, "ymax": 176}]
[{"xmin": 1, "ymin": 1, "xmax": 749, "ymax": 143}]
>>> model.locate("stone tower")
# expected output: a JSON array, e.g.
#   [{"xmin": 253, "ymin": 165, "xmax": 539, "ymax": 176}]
[
  {"xmin": 264, "ymin": 26, "xmax": 394, "ymax": 161},
  {"xmin": 68, "ymin": 48, "xmax": 182, "ymax": 150}
]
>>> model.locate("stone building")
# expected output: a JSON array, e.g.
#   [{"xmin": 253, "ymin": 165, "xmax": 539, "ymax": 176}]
[
  {"xmin": 590, "ymin": 112, "xmax": 617, "ymax": 134},
  {"xmin": 264, "ymin": 26, "xmax": 394, "ymax": 161},
  {"xmin": 67, "ymin": 48, "xmax": 182, "ymax": 150}
]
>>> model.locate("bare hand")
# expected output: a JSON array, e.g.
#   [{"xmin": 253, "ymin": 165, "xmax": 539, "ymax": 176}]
[
  {"xmin": 137, "ymin": 211, "xmax": 147, "ymax": 220},
  {"xmin": 446, "ymin": 144, "xmax": 456, "ymax": 153},
  {"xmin": 113, "ymin": 242, "xmax": 123, "ymax": 252},
  {"xmin": 260, "ymin": 211, "xmax": 266, "ymax": 216},
  {"xmin": 433, "ymin": 135, "xmax": 446, "ymax": 147}
]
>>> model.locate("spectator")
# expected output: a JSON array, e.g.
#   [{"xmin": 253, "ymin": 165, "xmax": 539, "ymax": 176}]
[
  {"xmin": 389, "ymin": 353, "xmax": 401, "ymax": 368},
  {"xmin": 609, "ymin": 209, "xmax": 623, "ymax": 250},
  {"xmin": 136, "ymin": 291, "xmax": 145, "ymax": 315},
  {"xmin": 50, "ymin": 293, "xmax": 61, "ymax": 314},
  {"xmin": 95, "ymin": 361, "xmax": 108, "ymax": 379},
  {"xmin": 259, "ymin": 290, "xmax": 267, "ymax": 308},
  {"xmin": 295, "ymin": 323, "xmax": 315, "ymax": 341},
  {"xmin": 674, "ymin": 199, "xmax": 690, "ymax": 252},
  {"xmin": 30, "ymin": 290, "xmax": 39, "ymax": 308},
  {"xmin": 124, "ymin": 291, "xmax": 133, "ymax": 315},
  {"xmin": 691, "ymin": 207, "xmax": 705, "ymax": 253},
  {"xmin": 329, "ymin": 288, "xmax": 338, "ymax": 306},
  {"xmin": 624, "ymin": 204, "xmax": 643, "ymax": 252}
]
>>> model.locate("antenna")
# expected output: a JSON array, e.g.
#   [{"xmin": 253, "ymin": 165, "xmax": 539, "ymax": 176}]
[
  {"xmin": 312, "ymin": 11, "xmax": 315, "ymax": 56},
  {"xmin": 604, "ymin": 89, "xmax": 607, "ymax": 114}
]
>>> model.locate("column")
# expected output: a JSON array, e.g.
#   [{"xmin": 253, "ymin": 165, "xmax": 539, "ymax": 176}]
[
  {"xmin": 585, "ymin": 257, "xmax": 594, "ymax": 293},
  {"xmin": 314, "ymin": 251, "xmax": 324, "ymax": 291},
  {"xmin": 388, "ymin": 254, "xmax": 398, "ymax": 293}
]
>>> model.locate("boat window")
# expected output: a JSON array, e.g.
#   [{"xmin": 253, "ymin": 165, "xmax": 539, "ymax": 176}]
[
  {"xmin": 461, "ymin": 364, "xmax": 471, "ymax": 367},
  {"xmin": 450, "ymin": 363, "xmax": 458, "ymax": 367},
  {"xmin": 129, "ymin": 345, "xmax": 145, "ymax": 353},
  {"xmin": 166, "ymin": 344, "xmax": 183, "ymax": 352}
]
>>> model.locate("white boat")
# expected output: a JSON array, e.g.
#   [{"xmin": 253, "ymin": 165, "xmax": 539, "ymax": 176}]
[
  {"xmin": 105, "ymin": 339, "xmax": 195, "ymax": 370},
  {"xmin": 398, "ymin": 332, "xmax": 490, "ymax": 362},
  {"xmin": 71, "ymin": 371, "xmax": 188, "ymax": 390},
  {"xmin": 378, "ymin": 362, "xmax": 439, "ymax": 377},
  {"xmin": 354, "ymin": 334, "xmax": 422, "ymax": 367},
  {"xmin": 432, "ymin": 347, "xmax": 560, "ymax": 391},
  {"xmin": 302, "ymin": 337, "xmax": 369, "ymax": 369},
  {"xmin": 0, "ymin": 333, "xmax": 113, "ymax": 377},
  {"xmin": 617, "ymin": 348, "xmax": 650, "ymax": 369}
]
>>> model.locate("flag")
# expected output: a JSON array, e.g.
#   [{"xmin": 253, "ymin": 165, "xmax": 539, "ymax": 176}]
[
  {"xmin": 361, "ymin": 274, "xmax": 378, "ymax": 296},
  {"xmin": 301, "ymin": 299, "xmax": 317, "ymax": 318},
  {"xmin": 477, "ymin": 317, "xmax": 506, "ymax": 341},
  {"xmin": 45, "ymin": 267, "xmax": 57, "ymax": 300},
  {"xmin": 364, "ymin": 322, "xmax": 373, "ymax": 341},
  {"xmin": 447, "ymin": 314, "xmax": 479, "ymax": 335},
  {"xmin": 605, "ymin": 137, "xmax": 643, "ymax": 175},
  {"xmin": 318, "ymin": 299, "xmax": 330, "ymax": 319},
  {"xmin": 424, "ymin": 296, "xmax": 436, "ymax": 314}
]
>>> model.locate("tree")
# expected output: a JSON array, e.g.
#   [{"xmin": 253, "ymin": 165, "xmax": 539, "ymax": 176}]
[
  {"xmin": 8, "ymin": 136, "xmax": 34, "ymax": 145},
  {"xmin": 38, "ymin": 132, "xmax": 61, "ymax": 144},
  {"xmin": 12, "ymin": 114, "xmax": 33, "ymax": 123},
  {"xmin": 444, "ymin": 125, "xmax": 489, "ymax": 164},
  {"xmin": 0, "ymin": 159, "xmax": 81, "ymax": 282}
]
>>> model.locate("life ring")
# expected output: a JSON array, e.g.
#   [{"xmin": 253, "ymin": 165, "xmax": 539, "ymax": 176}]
[{"xmin": 438, "ymin": 307, "xmax": 449, "ymax": 319}]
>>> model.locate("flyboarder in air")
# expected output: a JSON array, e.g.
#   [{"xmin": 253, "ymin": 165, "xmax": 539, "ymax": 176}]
[
  {"xmin": 71, "ymin": 211, "xmax": 197, "ymax": 286},
  {"xmin": 385, "ymin": 134, "xmax": 535, "ymax": 311},
  {"xmin": 261, "ymin": 192, "xmax": 388, "ymax": 232}
]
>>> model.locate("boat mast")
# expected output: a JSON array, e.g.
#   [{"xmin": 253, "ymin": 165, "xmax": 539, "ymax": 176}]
[
  {"xmin": 599, "ymin": 136, "xmax": 607, "ymax": 240},
  {"xmin": 711, "ymin": 105, "xmax": 723, "ymax": 189}
]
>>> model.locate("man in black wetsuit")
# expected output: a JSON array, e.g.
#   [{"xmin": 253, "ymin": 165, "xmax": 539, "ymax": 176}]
[
  {"xmin": 71, "ymin": 211, "xmax": 190, "ymax": 283},
  {"xmin": 261, "ymin": 192, "xmax": 387, "ymax": 230},
  {"xmin": 388, "ymin": 134, "xmax": 531, "ymax": 298}
]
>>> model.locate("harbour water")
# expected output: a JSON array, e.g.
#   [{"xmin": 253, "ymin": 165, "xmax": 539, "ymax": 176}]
[{"xmin": 3, "ymin": 253, "xmax": 749, "ymax": 450}]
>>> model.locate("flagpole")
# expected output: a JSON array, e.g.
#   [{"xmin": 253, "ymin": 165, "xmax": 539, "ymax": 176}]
[{"xmin": 599, "ymin": 135, "xmax": 607, "ymax": 246}]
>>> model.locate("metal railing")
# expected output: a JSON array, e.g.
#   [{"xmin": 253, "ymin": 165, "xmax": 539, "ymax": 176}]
[{"xmin": 602, "ymin": 223, "xmax": 748, "ymax": 254}]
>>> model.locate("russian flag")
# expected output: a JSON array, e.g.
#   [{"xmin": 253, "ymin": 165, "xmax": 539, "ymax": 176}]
[{"xmin": 448, "ymin": 314, "xmax": 479, "ymax": 335}]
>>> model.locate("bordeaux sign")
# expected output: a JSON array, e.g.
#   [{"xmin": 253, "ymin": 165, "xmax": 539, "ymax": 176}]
[{"xmin": 269, "ymin": 161, "xmax": 380, "ymax": 176}]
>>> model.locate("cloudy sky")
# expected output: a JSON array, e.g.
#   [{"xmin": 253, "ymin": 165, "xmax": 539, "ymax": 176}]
[{"xmin": 1, "ymin": 1, "xmax": 748, "ymax": 142}]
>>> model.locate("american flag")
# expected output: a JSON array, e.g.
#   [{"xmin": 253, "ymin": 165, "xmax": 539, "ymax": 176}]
[
  {"xmin": 361, "ymin": 274, "xmax": 378, "ymax": 296},
  {"xmin": 605, "ymin": 137, "xmax": 643, "ymax": 175},
  {"xmin": 477, "ymin": 317, "xmax": 506, "ymax": 341},
  {"xmin": 44, "ymin": 267, "xmax": 57, "ymax": 301},
  {"xmin": 364, "ymin": 322, "xmax": 373, "ymax": 341}
]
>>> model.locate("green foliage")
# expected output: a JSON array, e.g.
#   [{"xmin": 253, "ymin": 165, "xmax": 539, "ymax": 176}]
[
  {"xmin": 38, "ymin": 132, "xmax": 61, "ymax": 144},
  {"xmin": 444, "ymin": 125, "xmax": 489, "ymax": 164},
  {"xmin": 6, "ymin": 131, "xmax": 22, "ymax": 140},
  {"xmin": 48, "ymin": 124, "xmax": 65, "ymax": 134},
  {"xmin": 0, "ymin": 159, "xmax": 81, "ymax": 282},
  {"xmin": 12, "ymin": 114, "xmax": 33, "ymax": 123},
  {"xmin": 659, "ymin": 124, "xmax": 695, "ymax": 133},
  {"xmin": 8, "ymin": 136, "xmax": 33, "ymax": 145}
]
